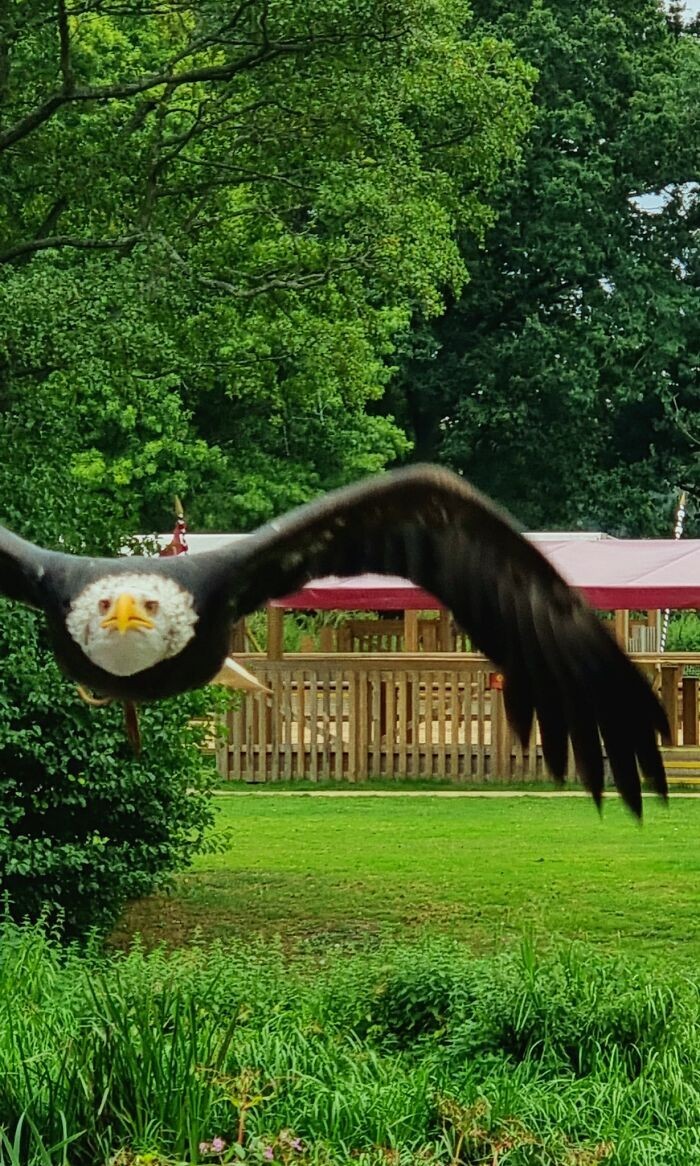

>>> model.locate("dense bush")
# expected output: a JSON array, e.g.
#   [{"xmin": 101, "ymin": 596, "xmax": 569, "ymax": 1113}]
[
  {"xmin": 0, "ymin": 605, "xmax": 219, "ymax": 938},
  {"xmin": 666, "ymin": 612, "xmax": 700, "ymax": 652},
  {"xmin": 1, "ymin": 924, "xmax": 700, "ymax": 1165},
  {"xmin": 352, "ymin": 937, "xmax": 678, "ymax": 1076}
]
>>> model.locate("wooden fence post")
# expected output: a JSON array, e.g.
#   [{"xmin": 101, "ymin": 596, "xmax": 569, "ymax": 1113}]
[
  {"xmin": 614, "ymin": 609, "xmax": 629, "ymax": 648},
  {"xmin": 682, "ymin": 676, "xmax": 699, "ymax": 746},
  {"xmin": 404, "ymin": 610, "xmax": 420, "ymax": 652},
  {"xmin": 661, "ymin": 665, "xmax": 680, "ymax": 746}
]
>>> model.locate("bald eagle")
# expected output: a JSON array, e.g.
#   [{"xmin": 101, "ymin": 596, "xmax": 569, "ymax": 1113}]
[{"xmin": 0, "ymin": 466, "xmax": 668, "ymax": 812}]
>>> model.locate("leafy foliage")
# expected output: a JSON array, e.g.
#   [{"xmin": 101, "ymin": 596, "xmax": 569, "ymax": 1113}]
[
  {"xmin": 0, "ymin": 2, "xmax": 535, "ymax": 931},
  {"xmin": 0, "ymin": 925, "xmax": 697, "ymax": 1164},
  {"xmin": 0, "ymin": 604, "xmax": 218, "ymax": 937},
  {"xmin": 388, "ymin": 0, "xmax": 700, "ymax": 535},
  {"xmin": 0, "ymin": 312, "xmax": 220, "ymax": 937},
  {"xmin": 0, "ymin": 0, "xmax": 535, "ymax": 530},
  {"xmin": 666, "ymin": 611, "xmax": 700, "ymax": 652}
]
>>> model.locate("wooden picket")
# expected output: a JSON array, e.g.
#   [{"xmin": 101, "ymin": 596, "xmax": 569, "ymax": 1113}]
[
  {"xmin": 217, "ymin": 652, "xmax": 700, "ymax": 784},
  {"xmin": 220, "ymin": 653, "xmax": 568, "ymax": 783}
]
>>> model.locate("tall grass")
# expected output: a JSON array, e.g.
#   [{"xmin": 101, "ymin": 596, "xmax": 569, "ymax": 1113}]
[{"xmin": 1, "ymin": 923, "xmax": 700, "ymax": 1164}]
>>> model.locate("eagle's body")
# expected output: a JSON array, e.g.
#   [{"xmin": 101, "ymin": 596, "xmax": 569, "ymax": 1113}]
[{"xmin": 0, "ymin": 465, "xmax": 670, "ymax": 813}]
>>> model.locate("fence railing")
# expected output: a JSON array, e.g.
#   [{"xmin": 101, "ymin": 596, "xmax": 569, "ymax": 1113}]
[
  {"xmin": 252, "ymin": 614, "xmax": 661, "ymax": 657},
  {"xmin": 219, "ymin": 655, "xmax": 520, "ymax": 781},
  {"xmin": 216, "ymin": 652, "xmax": 700, "ymax": 783}
]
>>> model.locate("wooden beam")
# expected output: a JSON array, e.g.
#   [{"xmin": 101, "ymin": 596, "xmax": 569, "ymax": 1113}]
[
  {"xmin": 404, "ymin": 609, "xmax": 420, "ymax": 652},
  {"xmin": 660, "ymin": 664, "xmax": 680, "ymax": 747},
  {"xmin": 229, "ymin": 618, "xmax": 246, "ymax": 653},
  {"xmin": 437, "ymin": 609, "xmax": 452, "ymax": 652},
  {"xmin": 647, "ymin": 609, "xmax": 660, "ymax": 652},
  {"xmin": 613, "ymin": 609, "xmax": 629, "ymax": 648},
  {"xmin": 682, "ymin": 676, "xmax": 699, "ymax": 746},
  {"xmin": 319, "ymin": 626, "xmax": 334, "ymax": 654},
  {"xmin": 267, "ymin": 606, "xmax": 284, "ymax": 660},
  {"xmin": 214, "ymin": 707, "xmax": 230, "ymax": 779}
]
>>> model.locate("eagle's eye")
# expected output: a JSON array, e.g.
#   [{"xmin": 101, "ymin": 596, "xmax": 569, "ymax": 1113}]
[
  {"xmin": 143, "ymin": 599, "xmax": 160, "ymax": 616},
  {"xmin": 97, "ymin": 598, "xmax": 111, "ymax": 615}
]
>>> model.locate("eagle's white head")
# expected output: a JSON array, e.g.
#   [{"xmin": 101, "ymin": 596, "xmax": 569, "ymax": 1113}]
[{"xmin": 65, "ymin": 574, "xmax": 198, "ymax": 676}]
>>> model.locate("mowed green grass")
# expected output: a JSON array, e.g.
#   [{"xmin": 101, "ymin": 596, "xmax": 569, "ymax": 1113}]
[{"xmin": 114, "ymin": 792, "xmax": 700, "ymax": 960}]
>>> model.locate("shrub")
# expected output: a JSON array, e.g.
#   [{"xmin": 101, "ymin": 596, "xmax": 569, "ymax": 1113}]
[
  {"xmin": 0, "ymin": 604, "xmax": 219, "ymax": 938},
  {"xmin": 357, "ymin": 940, "xmax": 475, "ymax": 1048},
  {"xmin": 666, "ymin": 611, "xmax": 700, "ymax": 652},
  {"xmin": 443, "ymin": 939, "xmax": 680, "ymax": 1077}
]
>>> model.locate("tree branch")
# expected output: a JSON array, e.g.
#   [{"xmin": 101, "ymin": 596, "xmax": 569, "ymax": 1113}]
[
  {"xmin": 0, "ymin": 42, "xmax": 284, "ymax": 153},
  {"xmin": 158, "ymin": 235, "xmax": 370, "ymax": 299},
  {"xmin": 167, "ymin": 0, "xmax": 259, "ymax": 68},
  {"xmin": 1, "ymin": 0, "xmax": 408, "ymax": 158},
  {"xmin": 670, "ymin": 394, "xmax": 700, "ymax": 448},
  {"xmin": 0, "ymin": 233, "xmax": 142, "ymax": 264},
  {"xmin": 1, "ymin": 93, "xmax": 69, "ymax": 153},
  {"xmin": 177, "ymin": 155, "xmax": 311, "ymax": 192},
  {"xmin": 46, "ymin": 3, "xmax": 193, "ymax": 19},
  {"xmin": 57, "ymin": 0, "xmax": 76, "ymax": 96},
  {"xmin": 205, "ymin": 269, "xmax": 331, "ymax": 298},
  {"xmin": 0, "ymin": 30, "xmax": 372, "ymax": 154}
]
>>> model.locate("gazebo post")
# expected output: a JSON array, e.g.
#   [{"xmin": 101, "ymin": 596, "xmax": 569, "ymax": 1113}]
[
  {"xmin": 613, "ymin": 609, "xmax": 629, "ymax": 648},
  {"xmin": 229, "ymin": 618, "xmax": 246, "ymax": 653},
  {"xmin": 661, "ymin": 665, "xmax": 680, "ymax": 746},
  {"xmin": 437, "ymin": 608, "xmax": 452, "ymax": 651},
  {"xmin": 682, "ymin": 677, "xmax": 699, "ymax": 746},
  {"xmin": 404, "ymin": 609, "xmax": 420, "ymax": 652},
  {"xmin": 267, "ymin": 605, "xmax": 284, "ymax": 659},
  {"xmin": 647, "ymin": 608, "xmax": 660, "ymax": 651},
  {"xmin": 403, "ymin": 609, "xmax": 419, "ymax": 745}
]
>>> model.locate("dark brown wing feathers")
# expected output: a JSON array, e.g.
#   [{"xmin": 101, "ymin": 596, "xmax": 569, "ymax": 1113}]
[
  {"xmin": 217, "ymin": 465, "xmax": 668, "ymax": 815},
  {"xmin": 0, "ymin": 527, "xmax": 54, "ymax": 609}
]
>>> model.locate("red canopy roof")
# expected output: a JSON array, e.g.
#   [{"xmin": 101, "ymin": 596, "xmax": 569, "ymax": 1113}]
[{"xmin": 271, "ymin": 537, "xmax": 700, "ymax": 611}]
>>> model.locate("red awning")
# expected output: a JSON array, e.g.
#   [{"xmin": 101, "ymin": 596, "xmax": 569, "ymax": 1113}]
[{"xmin": 271, "ymin": 537, "xmax": 700, "ymax": 611}]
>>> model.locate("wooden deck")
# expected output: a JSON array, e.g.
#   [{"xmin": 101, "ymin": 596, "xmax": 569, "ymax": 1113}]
[{"xmin": 217, "ymin": 652, "xmax": 700, "ymax": 784}]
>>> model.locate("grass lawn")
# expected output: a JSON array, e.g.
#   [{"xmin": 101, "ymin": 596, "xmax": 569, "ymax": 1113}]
[{"xmin": 113, "ymin": 791, "xmax": 700, "ymax": 961}]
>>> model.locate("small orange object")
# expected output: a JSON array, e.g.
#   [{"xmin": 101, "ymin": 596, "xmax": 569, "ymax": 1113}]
[{"xmin": 489, "ymin": 672, "xmax": 504, "ymax": 691}]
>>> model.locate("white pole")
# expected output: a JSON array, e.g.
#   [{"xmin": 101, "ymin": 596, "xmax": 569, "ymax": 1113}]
[{"xmin": 660, "ymin": 490, "xmax": 687, "ymax": 652}]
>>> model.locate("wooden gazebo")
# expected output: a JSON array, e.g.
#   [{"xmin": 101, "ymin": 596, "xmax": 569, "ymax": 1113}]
[{"xmin": 153, "ymin": 530, "xmax": 700, "ymax": 784}]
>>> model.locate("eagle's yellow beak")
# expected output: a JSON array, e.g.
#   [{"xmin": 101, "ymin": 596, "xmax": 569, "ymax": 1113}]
[{"xmin": 101, "ymin": 593, "xmax": 156, "ymax": 634}]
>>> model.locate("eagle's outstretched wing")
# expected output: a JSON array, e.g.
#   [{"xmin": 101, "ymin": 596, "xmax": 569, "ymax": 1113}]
[
  {"xmin": 203, "ymin": 465, "xmax": 669, "ymax": 814},
  {"xmin": 0, "ymin": 526, "xmax": 56, "ymax": 609}
]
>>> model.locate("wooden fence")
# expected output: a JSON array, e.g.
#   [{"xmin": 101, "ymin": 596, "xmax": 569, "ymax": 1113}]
[
  {"xmin": 329, "ymin": 616, "xmax": 460, "ymax": 654},
  {"xmin": 216, "ymin": 651, "xmax": 700, "ymax": 784},
  {"xmin": 218, "ymin": 655, "xmax": 522, "ymax": 781}
]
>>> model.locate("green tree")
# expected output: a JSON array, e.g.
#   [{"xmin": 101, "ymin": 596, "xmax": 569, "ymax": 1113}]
[
  {"xmin": 388, "ymin": 0, "xmax": 699, "ymax": 535},
  {"xmin": 1, "ymin": 0, "xmax": 535, "ymax": 530}
]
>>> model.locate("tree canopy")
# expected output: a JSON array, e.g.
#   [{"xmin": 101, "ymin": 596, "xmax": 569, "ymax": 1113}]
[
  {"xmin": 1, "ymin": 0, "xmax": 534, "ymax": 538},
  {"xmin": 2, "ymin": 0, "xmax": 699, "ymax": 934},
  {"xmin": 387, "ymin": 0, "xmax": 699, "ymax": 535}
]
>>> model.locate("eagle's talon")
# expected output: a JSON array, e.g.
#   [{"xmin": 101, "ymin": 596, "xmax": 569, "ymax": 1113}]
[{"xmin": 76, "ymin": 684, "xmax": 113, "ymax": 708}]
